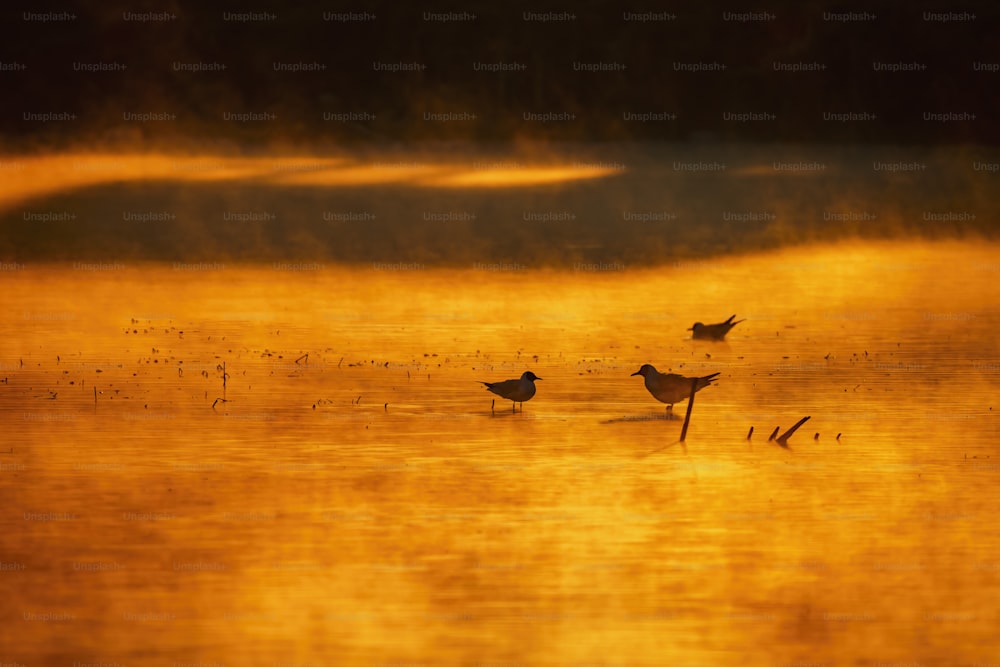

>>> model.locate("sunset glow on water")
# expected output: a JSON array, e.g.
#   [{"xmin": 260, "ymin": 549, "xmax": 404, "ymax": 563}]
[
  {"xmin": 0, "ymin": 152, "xmax": 622, "ymax": 212},
  {"xmin": 1, "ymin": 240, "xmax": 998, "ymax": 665}
]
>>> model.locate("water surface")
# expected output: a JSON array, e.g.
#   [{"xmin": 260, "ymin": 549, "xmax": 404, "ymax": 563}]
[{"xmin": 1, "ymin": 240, "xmax": 998, "ymax": 665}]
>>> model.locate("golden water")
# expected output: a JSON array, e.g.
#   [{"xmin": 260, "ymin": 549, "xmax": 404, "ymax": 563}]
[{"xmin": 1, "ymin": 240, "xmax": 998, "ymax": 665}]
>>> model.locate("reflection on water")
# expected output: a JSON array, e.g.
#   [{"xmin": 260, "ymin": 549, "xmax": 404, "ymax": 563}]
[
  {"xmin": 1, "ymin": 241, "xmax": 998, "ymax": 664},
  {"xmin": 0, "ymin": 152, "xmax": 620, "ymax": 211}
]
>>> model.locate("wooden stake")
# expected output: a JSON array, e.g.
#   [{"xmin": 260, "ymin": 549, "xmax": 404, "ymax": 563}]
[
  {"xmin": 777, "ymin": 416, "xmax": 811, "ymax": 446},
  {"xmin": 679, "ymin": 377, "xmax": 698, "ymax": 442}
]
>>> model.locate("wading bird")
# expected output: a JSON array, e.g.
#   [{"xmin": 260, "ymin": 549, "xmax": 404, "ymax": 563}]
[
  {"xmin": 481, "ymin": 371, "xmax": 541, "ymax": 413},
  {"xmin": 631, "ymin": 364, "xmax": 720, "ymax": 411},
  {"xmin": 689, "ymin": 314, "xmax": 744, "ymax": 340}
]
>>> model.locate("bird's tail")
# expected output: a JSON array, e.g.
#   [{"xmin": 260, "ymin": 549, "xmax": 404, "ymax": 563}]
[{"xmin": 700, "ymin": 372, "xmax": 722, "ymax": 388}]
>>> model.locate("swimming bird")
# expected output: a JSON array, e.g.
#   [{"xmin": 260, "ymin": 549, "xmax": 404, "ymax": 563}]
[
  {"xmin": 689, "ymin": 314, "xmax": 744, "ymax": 340},
  {"xmin": 481, "ymin": 371, "xmax": 541, "ymax": 413},
  {"xmin": 631, "ymin": 364, "xmax": 720, "ymax": 410}
]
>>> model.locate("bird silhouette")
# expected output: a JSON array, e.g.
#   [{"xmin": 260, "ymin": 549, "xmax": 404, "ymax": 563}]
[
  {"xmin": 631, "ymin": 364, "xmax": 720, "ymax": 410},
  {"xmin": 481, "ymin": 371, "xmax": 542, "ymax": 413},
  {"xmin": 689, "ymin": 314, "xmax": 744, "ymax": 340}
]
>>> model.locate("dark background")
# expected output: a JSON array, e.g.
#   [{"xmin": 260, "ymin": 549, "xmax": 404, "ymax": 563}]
[
  {"xmin": 1, "ymin": 1, "xmax": 996, "ymax": 150},
  {"xmin": 2, "ymin": 2, "xmax": 997, "ymax": 265}
]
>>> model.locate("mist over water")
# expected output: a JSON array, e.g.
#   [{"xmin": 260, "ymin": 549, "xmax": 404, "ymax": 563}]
[{"xmin": 1, "ymin": 142, "xmax": 997, "ymax": 266}]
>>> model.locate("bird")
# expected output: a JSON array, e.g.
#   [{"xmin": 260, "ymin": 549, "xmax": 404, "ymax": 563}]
[
  {"xmin": 689, "ymin": 314, "xmax": 744, "ymax": 340},
  {"xmin": 481, "ymin": 371, "xmax": 541, "ymax": 413},
  {"xmin": 631, "ymin": 364, "xmax": 720, "ymax": 410}
]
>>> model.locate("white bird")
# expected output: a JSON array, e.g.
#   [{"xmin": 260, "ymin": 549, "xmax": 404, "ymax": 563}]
[
  {"xmin": 631, "ymin": 364, "xmax": 720, "ymax": 410},
  {"xmin": 689, "ymin": 314, "xmax": 744, "ymax": 340},
  {"xmin": 481, "ymin": 371, "xmax": 541, "ymax": 413}
]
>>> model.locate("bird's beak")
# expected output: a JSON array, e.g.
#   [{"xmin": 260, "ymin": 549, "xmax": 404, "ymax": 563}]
[
  {"xmin": 686, "ymin": 326, "xmax": 694, "ymax": 331},
  {"xmin": 535, "ymin": 377, "xmax": 543, "ymax": 381},
  {"xmin": 630, "ymin": 371, "xmax": 641, "ymax": 376}
]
